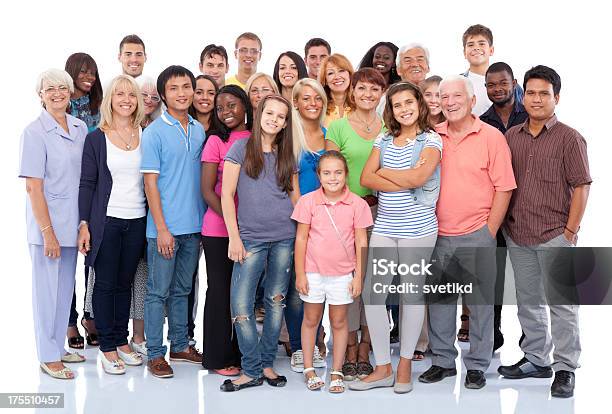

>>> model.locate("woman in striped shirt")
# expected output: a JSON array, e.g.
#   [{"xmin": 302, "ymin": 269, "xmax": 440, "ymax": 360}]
[{"xmin": 354, "ymin": 82, "xmax": 442, "ymax": 393}]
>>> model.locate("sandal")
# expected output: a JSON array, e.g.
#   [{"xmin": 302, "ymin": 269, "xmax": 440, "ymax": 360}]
[
  {"xmin": 61, "ymin": 352, "xmax": 86, "ymax": 363},
  {"xmin": 342, "ymin": 361, "xmax": 358, "ymax": 382},
  {"xmin": 67, "ymin": 327, "xmax": 84, "ymax": 350},
  {"xmin": 413, "ymin": 350, "xmax": 425, "ymax": 361},
  {"xmin": 357, "ymin": 361, "xmax": 374, "ymax": 379},
  {"xmin": 457, "ymin": 314, "xmax": 469, "ymax": 342},
  {"xmin": 220, "ymin": 376, "xmax": 264, "ymax": 392},
  {"xmin": 40, "ymin": 363, "xmax": 74, "ymax": 380},
  {"xmin": 304, "ymin": 367, "xmax": 324, "ymax": 390},
  {"xmin": 329, "ymin": 371, "xmax": 345, "ymax": 393},
  {"xmin": 81, "ymin": 318, "xmax": 99, "ymax": 347}
]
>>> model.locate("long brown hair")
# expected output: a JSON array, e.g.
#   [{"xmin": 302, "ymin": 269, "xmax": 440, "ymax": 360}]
[
  {"xmin": 383, "ymin": 82, "xmax": 431, "ymax": 137},
  {"xmin": 244, "ymin": 94, "xmax": 295, "ymax": 193}
]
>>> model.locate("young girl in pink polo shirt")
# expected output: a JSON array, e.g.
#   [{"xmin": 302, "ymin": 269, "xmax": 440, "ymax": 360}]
[{"xmin": 292, "ymin": 151, "xmax": 373, "ymax": 393}]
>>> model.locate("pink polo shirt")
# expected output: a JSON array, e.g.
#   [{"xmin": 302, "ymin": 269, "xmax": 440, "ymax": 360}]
[
  {"xmin": 435, "ymin": 117, "xmax": 516, "ymax": 236},
  {"xmin": 291, "ymin": 187, "xmax": 373, "ymax": 276},
  {"xmin": 201, "ymin": 130, "xmax": 250, "ymax": 237}
]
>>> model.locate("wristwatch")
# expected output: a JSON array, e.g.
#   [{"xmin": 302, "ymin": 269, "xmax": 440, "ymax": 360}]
[{"xmin": 78, "ymin": 220, "xmax": 88, "ymax": 229}]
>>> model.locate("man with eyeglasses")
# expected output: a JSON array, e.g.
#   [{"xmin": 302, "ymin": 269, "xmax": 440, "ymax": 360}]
[{"xmin": 226, "ymin": 32, "xmax": 262, "ymax": 90}]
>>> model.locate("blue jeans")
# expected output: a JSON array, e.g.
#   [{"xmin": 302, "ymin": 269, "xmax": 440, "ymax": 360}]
[
  {"xmin": 144, "ymin": 233, "xmax": 201, "ymax": 360},
  {"xmin": 231, "ymin": 238, "xmax": 294, "ymax": 379}
]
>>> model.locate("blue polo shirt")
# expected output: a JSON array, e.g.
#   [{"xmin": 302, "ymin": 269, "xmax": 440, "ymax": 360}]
[{"xmin": 140, "ymin": 111, "xmax": 206, "ymax": 238}]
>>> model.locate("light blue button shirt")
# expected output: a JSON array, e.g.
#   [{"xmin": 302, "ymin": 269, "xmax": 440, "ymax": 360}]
[
  {"xmin": 19, "ymin": 110, "xmax": 87, "ymax": 246},
  {"xmin": 140, "ymin": 111, "xmax": 206, "ymax": 238}
]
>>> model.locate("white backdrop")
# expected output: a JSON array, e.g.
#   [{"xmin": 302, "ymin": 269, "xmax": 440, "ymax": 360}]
[{"xmin": 0, "ymin": 0, "xmax": 610, "ymax": 408}]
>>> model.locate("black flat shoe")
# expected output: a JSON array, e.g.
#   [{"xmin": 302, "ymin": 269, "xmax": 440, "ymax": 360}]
[
  {"xmin": 465, "ymin": 370, "xmax": 486, "ymax": 389},
  {"xmin": 551, "ymin": 371, "xmax": 575, "ymax": 398},
  {"xmin": 418, "ymin": 365, "xmax": 457, "ymax": 383},
  {"xmin": 219, "ymin": 377, "xmax": 264, "ymax": 392},
  {"xmin": 497, "ymin": 357, "xmax": 553, "ymax": 379},
  {"xmin": 264, "ymin": 375, "xmax": 287, "ymax": 387}
]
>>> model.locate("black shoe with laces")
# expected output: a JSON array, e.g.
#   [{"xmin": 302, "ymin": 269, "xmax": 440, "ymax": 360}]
[
  {"xmin": 497, "ymin": 356, "xmax": 553, "ymax": 379},
  {"xmin": 551, "ymin": 370, "xmax": 575, "ymax": 398},
  {"xmin": 464, "ymin": 370, "xmax": 486, "ymax": 389},
  {"xmin": 418, "ymin": 365, "xmax": 457, "ymax": 383}
]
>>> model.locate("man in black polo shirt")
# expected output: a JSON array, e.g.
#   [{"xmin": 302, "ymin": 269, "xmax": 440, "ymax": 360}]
[{"xmin": 480, "ymin": 61, "xmax": 528, "ymax": 352}]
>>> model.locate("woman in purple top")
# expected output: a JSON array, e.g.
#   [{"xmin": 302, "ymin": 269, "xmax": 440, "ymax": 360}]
[{"xmin": 19, "ymin": 69, "xmax": 88, "ymax": 379}]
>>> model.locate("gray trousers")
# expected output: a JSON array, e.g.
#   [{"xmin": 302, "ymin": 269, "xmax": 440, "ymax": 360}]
[
  {"xmin": 505, "ymin": 233, "xmax": 581, "ymax": 372},
  {"xmin": 427, "ymin": 225, "xmax": 496, "ymax": 371}
]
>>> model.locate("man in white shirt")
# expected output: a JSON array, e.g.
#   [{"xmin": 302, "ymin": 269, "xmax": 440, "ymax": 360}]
[{"xmin": 461, "ymin": 24, "xmax": 494, "ymax": 117}]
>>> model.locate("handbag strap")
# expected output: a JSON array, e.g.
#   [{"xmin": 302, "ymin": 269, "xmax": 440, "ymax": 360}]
[{"xmin": 323, "ymin": 204, "xmax": 352, "ymax": 261}]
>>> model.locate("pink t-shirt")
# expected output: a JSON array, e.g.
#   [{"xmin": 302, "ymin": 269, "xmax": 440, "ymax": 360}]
[
  {"xmin": 435, "ymin": 118, "xmax": 516, "ymax": 236},
  {"xmin": 291, "ymin": 187, "xmax": 373, "ymax": 276},
  {"xmin": 201, "ymin": 130, "xmax": 250, "ymax": 236}
]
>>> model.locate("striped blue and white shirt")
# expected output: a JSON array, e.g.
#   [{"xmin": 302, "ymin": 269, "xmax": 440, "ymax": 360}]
[{"xmin": 372, "ymin": 131, "xmax": 442, "ymax": 239}]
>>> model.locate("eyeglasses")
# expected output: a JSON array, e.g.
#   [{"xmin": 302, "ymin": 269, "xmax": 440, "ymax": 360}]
[
  {"xmin": 237, "ymin": 47, "xmax": 261, "ymax": 56},
  {"xmin": 249, "ymin": 87, "xmax": 272, "ymax": 96},
  {"xmin": 41, "ymin": 85, "xmax": 70, "ymax": 94},
  {"xmin": 142, "ymin": 93, "xmax": 161, "ymax": 103}
]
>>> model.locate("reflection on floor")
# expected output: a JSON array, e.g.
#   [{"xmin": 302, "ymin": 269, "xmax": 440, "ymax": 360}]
[{"xmin": 16, "ymin": 305, "xmax": 606, "ymax": 414}]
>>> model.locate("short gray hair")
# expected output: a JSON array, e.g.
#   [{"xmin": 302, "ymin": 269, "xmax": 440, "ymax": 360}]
[
  {"xmin": 36, "ymin": 68, "xmax": 74, "ymax": 95},
  {"xmin": 439, "ymin": 75, "xmax": 474, "ymax": 99},
  {"xmin": 396, "ymin": 43, "xmax": 430, "ymax": 68}
]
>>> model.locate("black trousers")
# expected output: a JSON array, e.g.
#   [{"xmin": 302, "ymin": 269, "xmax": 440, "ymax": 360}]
[
  {"xmin": 92, "ymin": 217, "xmax": 146, "ymax": 352},
  {"xmin": 201, "ymin": 236, "xmax": 241, "ymax": 369}
]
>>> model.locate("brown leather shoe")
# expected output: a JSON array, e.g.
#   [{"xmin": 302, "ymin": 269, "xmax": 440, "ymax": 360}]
[
  {"xmin": 169, "ymin": 346, "xmax": 203, "ymax": 364},
  {"xmin": 148, "ymin": 357, "xmax": 174, "ymax": 378}
]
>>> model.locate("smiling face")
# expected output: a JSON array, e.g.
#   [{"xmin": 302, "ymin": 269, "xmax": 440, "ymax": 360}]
[
  {"xmin": 75, "ymin": 64, "xmax": 96, "ymax": 95},
  {"xmin": 352, "ymin": 80, "xmax": 383, "ymax": 111},
  {"xmin": 111, "ymin": 81, "xmax": 138, "ymax": 119},
  {"xmin": 235, "ymin": 38, "xmax": 261, "ymax": 73},
  {"xmin": 398, "ymin": 47, "xmax": 429, "ymax": 84},
  {"xmin": 305, "ymin": 45, "xmax": 329, "ymax": 79},
  {"xmin": 391, "ymin": 89, "xmax": 419, "ymax": 129},
  {"xmin": 372, "ymin": 45, "xmax": 394, "ymax": 75},
  {"xmin": 248, "ymin": 76, "xmax": 275, "ymax": 110},
  {"xmin": 318, "ymin": 156, "xmax": 346, "ymax": 194},
  {"xmin": 278, "ymin": 55, "xmax": 298, "ymax": 89},
  {"xmin": 216, "ymin": 93, "xmax": 246, "ymax": 131},
  {"xmin": 464, "ymin": 35, "xmax": 493, "ymax": 68},
  {"xmin": 193, "ymin": 77, "xmax": 216, "ymax": 115},
  {"xmin": 260, "ymin": 98, "xmax": 288, "ymax": 137},
  {"xmin": 324, "ymin": 62, "xmax": 350, "ymax": 94},
  {"xmin": 141, "ymin": 84, "xmax": 161, "ymax": 116},
  {"xmin": 295, "ymin": 85, "xmax": 323, "ymax": 122},
  {"xmin": 440, "ymin": 79, "xmax": 475, "ymax": 123},
  {"xmin": 423, "ymin": 83, "xmax": 442, "ymax": 116},
  {"xmin": 486, "ymin": 70, "xmax": 515, "ymax": 106},
  {"xmin": 199, "ymin": 53, "xmax": 228, "ymax": 87},
  {"xmin": 163, "ymin": 75, "xmax": 194, "ymax": 113},
  {"xmin": 523, "ymin": 78, "xmax": 558, "ymax": 122},
  {"xmin": 40, "ymin": 81, "xmax": 71, "ymax": 112},
  {"xmin": 119, "ymin": 43, "xmax": 146, "ymax": 77}
]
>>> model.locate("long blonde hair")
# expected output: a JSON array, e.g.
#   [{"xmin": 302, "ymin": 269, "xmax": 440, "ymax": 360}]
[
  {"xmin": 99, "ymin": 75, "xmax": 145, "ymax": 131},
  {"xmin": 291, "ymin": 78, "xmax": 327, "ymax": 161}
]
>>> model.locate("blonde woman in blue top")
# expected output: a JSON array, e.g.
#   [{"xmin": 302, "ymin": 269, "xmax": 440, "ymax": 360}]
[{"xmin": 354, "ymin": 81, "xmax": 442, "ymax": 393}]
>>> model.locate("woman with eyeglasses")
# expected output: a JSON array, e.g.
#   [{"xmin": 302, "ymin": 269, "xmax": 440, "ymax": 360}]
[
  {"xmin": 19, "ymin": 69, "xmax": 88, "ymax": 379},
  {"xmin": 138, "ymin": 76, "xmax": 162, "ymax": 129},
  {"xmin": 246, "ymin": 73, "xmax": 279, "ymax": 111}
]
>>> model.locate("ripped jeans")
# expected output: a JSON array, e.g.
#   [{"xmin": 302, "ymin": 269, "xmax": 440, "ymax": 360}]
[{"xmin": 230, "ymin": 238, "xmax": 294, "ymax": 379}]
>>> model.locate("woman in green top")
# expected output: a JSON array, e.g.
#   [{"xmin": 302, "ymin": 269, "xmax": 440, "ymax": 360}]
[{"xmin": 325, "ymin": 67, "xmax": 385, "ymax": 381}]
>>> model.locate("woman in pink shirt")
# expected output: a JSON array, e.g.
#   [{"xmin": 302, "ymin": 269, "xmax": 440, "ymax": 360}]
[
  {"xmin": 200, "ymin": 85, "xmax": 252, "ymax": 375},
  {"xmin": 293, "ymin": 151, "xmax": 373, "ymax": 393}
]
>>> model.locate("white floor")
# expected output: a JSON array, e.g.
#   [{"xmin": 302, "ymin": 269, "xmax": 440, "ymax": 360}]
[{"xmin": 2, "ymin": 304, "xmax": 607, "ymax": 414}]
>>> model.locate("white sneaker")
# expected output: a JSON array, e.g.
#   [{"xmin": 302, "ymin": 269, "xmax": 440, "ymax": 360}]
[
  {"xmin": 291, "ymin": 350, "xmax": 305, "ymax": 373},
  {"xmin": 130, "ymin": 340, "xmax": 147, "ymax": 356},
  {"xmin": 99, "ymin": 351, "xmax": 126, "ymax": 375},
  {"xmin": 313, "ymin": 346, "xmax": 326, "ymax": 368},
  {"xmin": 117, "ymin": 348, "xmax": 143, "ymax": 366},
  {"xmin": 188, "ymin": 337, "xmax": 197, "ymax": 347}
]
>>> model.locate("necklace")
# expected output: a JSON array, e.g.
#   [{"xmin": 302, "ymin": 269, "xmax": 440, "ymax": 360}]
[
  {"xmin": 353, "ymin": 111, "xmax": 377, "ymax": 133},
  {"xmin": 115, "ymin": 127, "xmax": 135, "ymax": 150}
]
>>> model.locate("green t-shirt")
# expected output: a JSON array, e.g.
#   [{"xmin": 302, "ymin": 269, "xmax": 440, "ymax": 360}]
[{"xmin": 326, "ymin": 117, "xmax": 385, "ymax": 196}]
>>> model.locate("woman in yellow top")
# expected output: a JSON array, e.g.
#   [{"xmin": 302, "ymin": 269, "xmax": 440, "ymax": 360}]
[{"xmin": 319, "ymin": 54, "xmax": 356, "ymax": 128}]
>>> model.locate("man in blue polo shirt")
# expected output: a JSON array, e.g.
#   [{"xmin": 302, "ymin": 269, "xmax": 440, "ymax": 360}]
[{"xmin": 141, "ymin": 65, "xmax": 205, "ymax": 378}]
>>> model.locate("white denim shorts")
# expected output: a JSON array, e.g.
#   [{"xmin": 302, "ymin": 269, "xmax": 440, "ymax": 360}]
[{"xmin": 299, "ymin": 272, "xmax": 354, "ymax": 305}]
